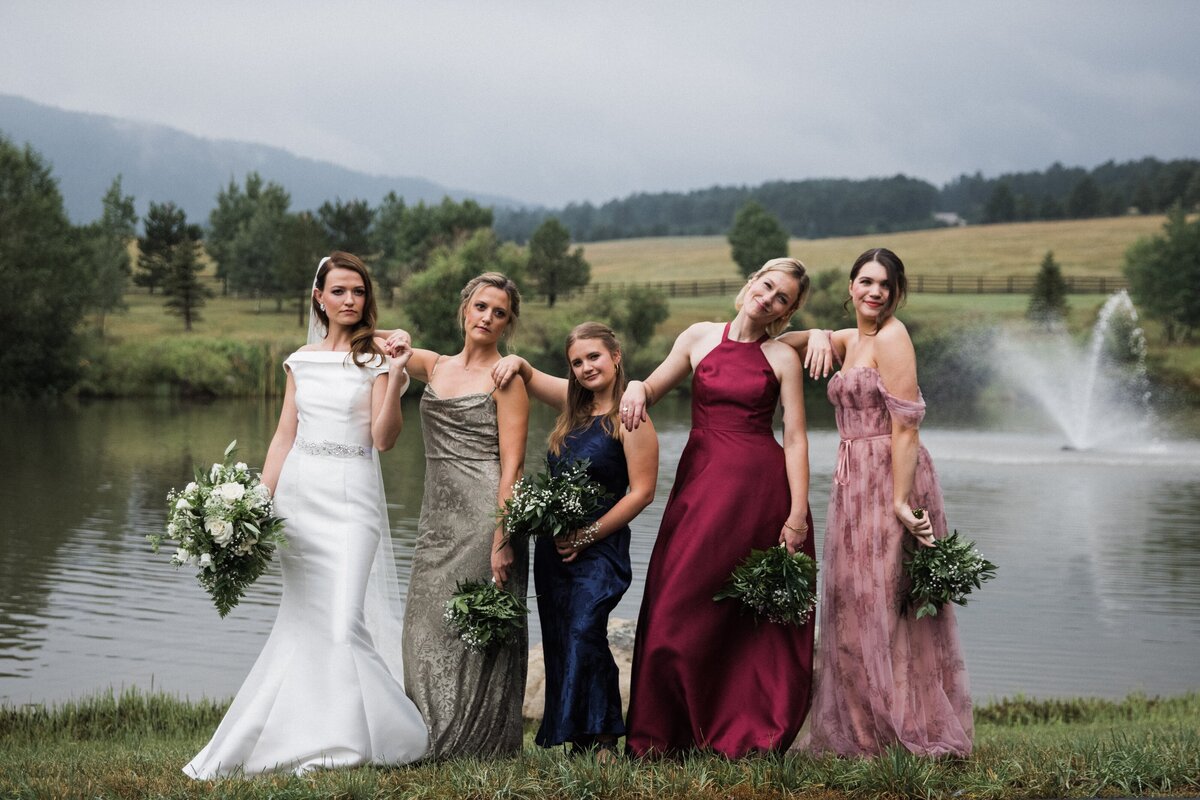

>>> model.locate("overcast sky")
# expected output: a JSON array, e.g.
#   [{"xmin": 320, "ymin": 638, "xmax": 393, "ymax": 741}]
[{"xmin": 2, "ymin": 1, "xmax": 1197, "ymax": 206}]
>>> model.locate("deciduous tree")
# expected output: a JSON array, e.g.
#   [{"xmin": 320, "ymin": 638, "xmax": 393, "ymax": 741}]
[
  {"xmin": 1124, "ymin": 206, "xmax": 1200, "ymax": 342},
  {"xmin": 728, "ymin": 201, "xmax": 788, "ymax": 278},
  {"xmin": 0, "ymin": 136, "xmax": 89, "ymax": 395},
  {"xmin": 81, "ymin": 176, "xmax": 137, "ymax": 335}
]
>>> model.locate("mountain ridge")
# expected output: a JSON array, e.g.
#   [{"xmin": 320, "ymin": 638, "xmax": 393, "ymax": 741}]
[{"xmin": 0, "ymin": 93, "xmax": 529, "ymax": 224}]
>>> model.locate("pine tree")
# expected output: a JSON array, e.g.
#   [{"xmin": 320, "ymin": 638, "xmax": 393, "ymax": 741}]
[
  {"xmin": 1026, "ymin": 251, "xmax": 1069, "ymax": 328},
  {"xmin": 162, "ymin": 236, "xmax": 211, "ymax": 331}
]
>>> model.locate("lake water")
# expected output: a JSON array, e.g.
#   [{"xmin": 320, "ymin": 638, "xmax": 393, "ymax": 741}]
[{"xmin": 2, "ymin": 393, "xmax": 1199, "ymax": 707}]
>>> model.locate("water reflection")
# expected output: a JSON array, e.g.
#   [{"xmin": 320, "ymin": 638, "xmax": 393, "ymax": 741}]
[{"xmin": 2, "ymin": 398, "xmax": 1199, "ymax": 705}]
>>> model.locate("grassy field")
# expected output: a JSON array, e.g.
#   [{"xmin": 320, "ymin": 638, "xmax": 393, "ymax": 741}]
[
  {"xmin": 1, "ymin": 690, "xmax": 1197, "ymax": 799},
  {"xmin": 583, "ymin": 215, "xmax": 1169, "ymax": 283}
]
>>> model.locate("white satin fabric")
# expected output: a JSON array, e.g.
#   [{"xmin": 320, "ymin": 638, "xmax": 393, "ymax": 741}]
[{"xmin": 184, "ymin": 351, "xmax": 426, "ymax": 779}]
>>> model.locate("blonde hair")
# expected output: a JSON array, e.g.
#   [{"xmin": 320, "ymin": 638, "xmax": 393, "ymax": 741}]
[
  {"xmin": 547, "ymin": 322, "xmax": 625, "ymax": 456},
  {"xmin": 458, "ymin": 272, "xmax": 521, "ymax": 338},
  {"xmin": 734, "ymin": 257, "xmax": 812, "ymax": 336}
]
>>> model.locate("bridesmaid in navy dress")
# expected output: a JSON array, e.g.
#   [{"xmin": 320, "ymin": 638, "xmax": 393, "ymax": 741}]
[{"xmin": 493, "ymin": 322, "xmax": 658, "ymax": 756}]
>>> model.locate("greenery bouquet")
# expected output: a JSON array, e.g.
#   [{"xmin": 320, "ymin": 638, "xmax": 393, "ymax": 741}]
[
  {"xmin": 149, "ymin": 440, "xmax": 286, "ymax": 617},
  {"xmin": 714, "ymin": 544, "xmax": 819, "ymax": 626},
  {"xmin": 443, "ymin": 579, "xmax": 531, "ymax": 652},
  {"xmin": 498, "ymin": 459, "xmax": 609, "ymax": 543},
  {"xmin": 903, "ymin": 511, "xmax": 997, "ymax": 619}
]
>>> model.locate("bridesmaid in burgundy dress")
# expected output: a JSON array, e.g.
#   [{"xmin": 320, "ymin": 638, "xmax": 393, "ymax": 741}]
[
  {"xmin": 618, "ymin": 257, "xmax": 816, "ymax": 758},
  {"xmin": 781, "ymin": 248, "xmax": 973, "ymax": 757}
]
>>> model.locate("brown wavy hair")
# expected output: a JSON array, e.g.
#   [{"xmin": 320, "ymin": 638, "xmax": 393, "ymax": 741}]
[
  {"xmin": 734, "ymin": 257, "xmax": 812, "ymax": 336},
  {"xmin": 845, "ymin": 247, "xmax": 908, "ymax": 334},
  {"xmin": 312, "ymin": 251, "xmax": 383, "ymax": 367},
  {"xmin": 547, "ymin": 322, "xmax": 626, "ymax": 456}
]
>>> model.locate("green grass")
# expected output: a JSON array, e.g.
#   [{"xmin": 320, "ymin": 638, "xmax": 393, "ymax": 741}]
[{"xmin": 2, "ymin": 690, "xmax": 1197, "ymax": 799}]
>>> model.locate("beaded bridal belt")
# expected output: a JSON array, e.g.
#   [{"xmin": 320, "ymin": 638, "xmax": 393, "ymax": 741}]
[{"xmin": 294, "ymin": 436, "xmax": 371, "ymax": 459}]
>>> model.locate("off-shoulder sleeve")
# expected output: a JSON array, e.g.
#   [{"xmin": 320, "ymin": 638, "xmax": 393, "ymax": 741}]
[{"xmin": 878, "ymin": 374, "xmax": 926, "ymax": 427}]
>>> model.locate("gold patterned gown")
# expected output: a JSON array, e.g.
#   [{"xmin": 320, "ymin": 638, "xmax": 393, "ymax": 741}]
[{"xmin": 401, "ymin": 387, "xmax": 528, "ymax": 759}]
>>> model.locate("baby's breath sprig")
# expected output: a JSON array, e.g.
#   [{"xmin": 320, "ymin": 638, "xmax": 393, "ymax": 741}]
[
  {"xmin": 714, "ymin": 544, "xmax": 818, "ymax": 627},
  {"xmin": 443, "ymin": 579, "xmax": 531, "ymax": 652},
  {"xmin": 498, "ymin": 459, "xmax": 610, "ymax": 545}
]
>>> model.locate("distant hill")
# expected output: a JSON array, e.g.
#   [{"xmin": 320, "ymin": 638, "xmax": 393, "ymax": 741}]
[{"xmin": 0, "ymin": 93, "xmax": 528, "ymax": 224}]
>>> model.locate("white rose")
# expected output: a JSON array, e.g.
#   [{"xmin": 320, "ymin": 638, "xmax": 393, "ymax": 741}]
[
  {"xmin": 206, "ymin": 517, "xmax": 235, "ymax": 546},
  {"xmin": 214, "ymin": 482, "xmax": 246, "ymax": 503},
  {"xmin": 234, "ymin": 462, "xmax": 248, "ymax": 472},
  {"xmin": 210, "ymin": 463, "xmax": 222, "ymax": 481},
  {"xmin": 184, "ymin": 482, "xmax": 199, "ymax": 495},
  {"xmin": 199, "ymin": 553, "xmax": 214, "ymax": 570},
  {"xmin": 172, "ymin": 546, "xmax": 190, "ymax": 564},
  {"xmin": 175, "ymin": 497, "xmax": 192, "ymax": 510}
]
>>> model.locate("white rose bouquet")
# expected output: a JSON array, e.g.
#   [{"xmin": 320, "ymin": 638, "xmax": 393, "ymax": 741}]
[
  {"xmin": 498, "ymin": 459, "xmax": 609, "ymax": 544},
  {"xmin": 149, "ymin": 440, "xmax": 286, "ymax": 617}
]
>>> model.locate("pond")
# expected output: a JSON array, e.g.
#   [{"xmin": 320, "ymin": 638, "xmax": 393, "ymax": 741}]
[{"xmin": 2, "ymin": 392, "xmax": 1199, "ymax": 706}]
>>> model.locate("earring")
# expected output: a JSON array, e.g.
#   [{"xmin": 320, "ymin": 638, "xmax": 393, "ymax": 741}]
[{"xmin": 319, "ymin": 303, "xmax": 326, "ymax": 312}]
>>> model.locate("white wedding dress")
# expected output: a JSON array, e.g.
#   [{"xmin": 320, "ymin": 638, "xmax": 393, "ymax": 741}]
[{"xmin": 184, "ymin": 351, "xmax": 428, "ymax": 779}]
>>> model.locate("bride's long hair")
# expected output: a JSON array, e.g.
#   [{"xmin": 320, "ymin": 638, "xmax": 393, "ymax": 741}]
[
  {"xmin": 312, "ymin": 251, "xmax": 383, "ymax": 366},
  {"xmin": 548, "ymin": 322, "xmax": 626, "ymax": 456}
]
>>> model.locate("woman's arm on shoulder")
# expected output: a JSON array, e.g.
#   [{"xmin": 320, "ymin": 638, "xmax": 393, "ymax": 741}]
[
  {"xmin": 260, "ymin": 370, "xmax": 299, "ymax": 494},
  {"xmin": 491, "ymin": 354, "xmax": 568, "ymax": 411}
]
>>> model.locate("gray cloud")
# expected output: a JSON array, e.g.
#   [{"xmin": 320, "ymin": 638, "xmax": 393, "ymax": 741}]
[{"xmin": 2, "ymin": 0, "xmax": 1196, "ymax": 206}]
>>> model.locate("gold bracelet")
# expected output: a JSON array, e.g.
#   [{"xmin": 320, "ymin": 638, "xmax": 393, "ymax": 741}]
[{"xmin": 783, "ymin": 520, "xmax": 808, "ymax": 533}]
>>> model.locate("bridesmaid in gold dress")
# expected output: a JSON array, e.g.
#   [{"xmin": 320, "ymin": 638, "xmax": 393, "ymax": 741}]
[{"xmin": 386, "ymin": 273, "xmax": 530, "ymax": 759}]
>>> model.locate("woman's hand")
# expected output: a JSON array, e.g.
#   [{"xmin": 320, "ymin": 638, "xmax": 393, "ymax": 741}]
[
  {"xmin": 619, "ymin": 381, "xmax": 650, "ymax": 431},
  {"xmin": 896, "ymin": 503, "xmax": 935, "ymax": 547},
  {"xmin": 491, "ymin": 354, "xmax": 528, "ymax": 390},
  {"xmin": 555, "ymin": 528, "xmax": 593, "ymax": 563},
  {"xmin": 779, "ymin": 513, "xmax": 809, "ymax": 554},
  {"xmin": 386, "ymin": 333, "xmax": 413, "ymax": 372},
  {"xmin": 491, "ymin": 535, "xmax": 515, "ymax": 588},
  {"xmin": 381, "ymin": 329, "xmax": 412, "ymax": 358},
  {"xmin": 804, "ymin": 329, "xmax": 834, "ymax": 379}
]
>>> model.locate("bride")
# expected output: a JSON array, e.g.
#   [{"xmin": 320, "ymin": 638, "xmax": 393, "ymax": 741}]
[{"xmin": 184, "ymin": 252, "xmax": 428, "ymax": 779}]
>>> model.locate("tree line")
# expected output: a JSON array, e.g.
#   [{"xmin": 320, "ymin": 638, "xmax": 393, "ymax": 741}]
[
  {"xmin": 3, "ymin": 130, "xmax": 1196, "ymax": 400},
  {"xmin": 494, "ymin": 158, "xmax": 1200, "ymax": 242}
]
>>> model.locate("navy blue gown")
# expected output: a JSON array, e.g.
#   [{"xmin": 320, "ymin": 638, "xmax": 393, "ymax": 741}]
[{"xmin": 535, "ymin": 415, "xmax": 631, "ymax": 747}]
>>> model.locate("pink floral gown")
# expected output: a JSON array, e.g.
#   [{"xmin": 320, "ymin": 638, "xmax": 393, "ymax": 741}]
[{"xmin": 799, "ymin": 366, "xmax": 973, "ymax": 757}]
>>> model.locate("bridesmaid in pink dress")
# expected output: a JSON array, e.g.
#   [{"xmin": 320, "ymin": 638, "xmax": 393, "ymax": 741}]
[
  {"xmin": 781, "ymin": 247, "xmax": 973, "ymax": 757},
  {"xmin": 618, "ymin": 258, "xmax": 816, "ymax": 758}
]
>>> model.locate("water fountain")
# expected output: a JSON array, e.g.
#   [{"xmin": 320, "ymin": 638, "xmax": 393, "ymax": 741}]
[{"xmin": 997, "ymin": 291, "xmax": 1152, "ymax": 451}]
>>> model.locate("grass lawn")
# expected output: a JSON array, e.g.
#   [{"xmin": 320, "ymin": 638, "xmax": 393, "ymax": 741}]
[{"xmin": 1, "ymin": 691, "xmax": 1197, "ymax": 799}]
